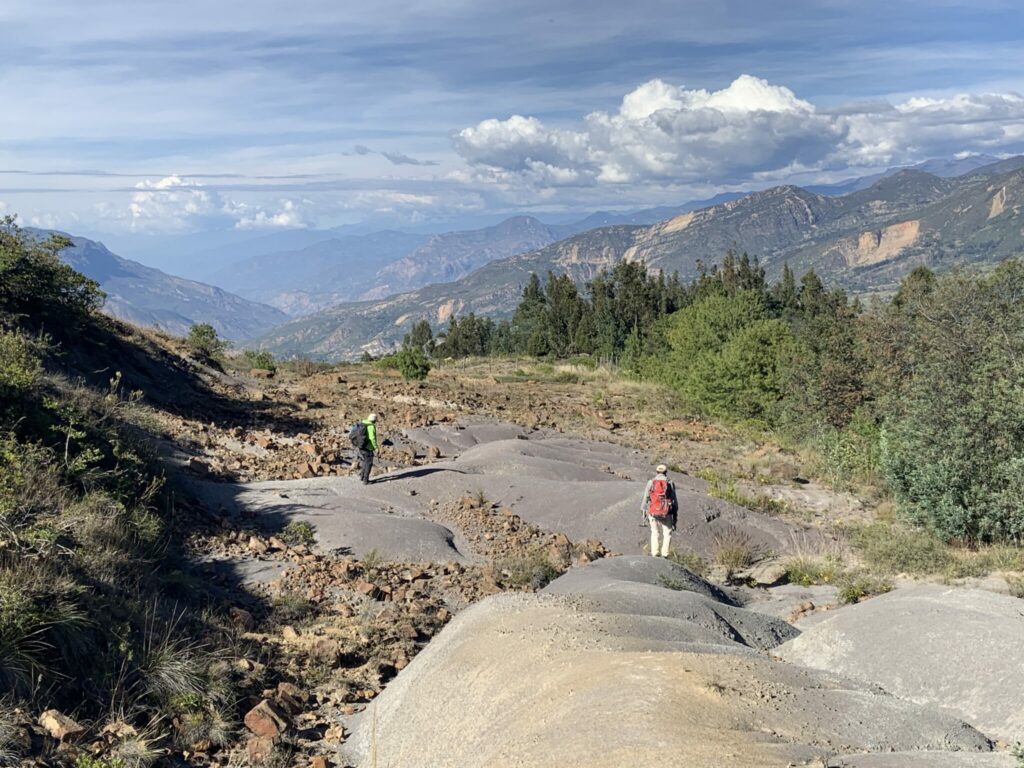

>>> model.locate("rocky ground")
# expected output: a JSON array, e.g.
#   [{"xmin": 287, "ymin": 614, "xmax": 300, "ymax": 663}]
[{"xmin": 38, "ymin": 356, "xmax": 1017, "ymax": 768}]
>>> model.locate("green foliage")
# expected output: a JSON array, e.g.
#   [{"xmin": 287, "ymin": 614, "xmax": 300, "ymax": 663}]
[
  {"xmin": 0, "ymin": 328, "xmax": 41, "ymax": 400},
  {"xmin": 685, "ymin": 318, "xmax": 799, "ymax": 421},
  {"xmin": 0, "ymin": 217, "xmax": 103, "ymax": 324},
  {"xmin": 836, "ymin": 572, "xmax": 893, "ymax": 604},
  {"xmin": 186, "ymin": 323, "xmax": 225, "ymax": 359},
  {"xmin": 404, "ymin": 319, "xmax": 434, "ymax": 355},
  {"xmin": 848, "ymin": 522, "xmax": 953, "ymax": 575},
  {"xmin": 395, "ymin": 344, "xmax": 431, "ymax": 381},
  {"xmin": 666, "ymin": 550, "xmax": 709, "ymax": 577},
  {"xmin": 75, "ymin": 756, "xmax": 127, "ymax": 768},
  {"xmin": 280, "ymin": 520, "xmax": 315, "ymax": 546},
  {"xmin": 783, "ymin": 554, "xmax": 843, "ymax": 586},
  {"xmin": 876, "ymin": 261, "xmax": 1024, "ymax": 542},
  {"xmin": 242, "ymin": 349, "xmax": 276, "ymax": 372},
  {"xmin": 495, "ymin": 548, "xmax": 562, "ymax": 590}
]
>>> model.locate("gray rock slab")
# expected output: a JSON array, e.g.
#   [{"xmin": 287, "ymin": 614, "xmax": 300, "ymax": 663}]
[
  {"xmin": 342, "ymin": 592, "xmax": 994, "ymax": 768},
  {"xmin": 544, "ymin": 557, "xmax": 798, "ymax": 651},
  {"xmin": 780, "ymin": 584, "xmax": 1024, "ymax": 742},
  {"xmin": 827, "ymin": 753, "xmax": 1016, "ymax": 768}
]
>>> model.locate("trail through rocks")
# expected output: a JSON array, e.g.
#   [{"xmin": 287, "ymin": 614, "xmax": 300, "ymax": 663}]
[{"xmin": 178, "ymin": 413, "xmax": 1020, "ymax": 767}]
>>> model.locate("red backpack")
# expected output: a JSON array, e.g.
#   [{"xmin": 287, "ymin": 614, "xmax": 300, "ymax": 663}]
[{"xmin": 648, "ymin": 478, "xmax": 671, "ymax": 517}]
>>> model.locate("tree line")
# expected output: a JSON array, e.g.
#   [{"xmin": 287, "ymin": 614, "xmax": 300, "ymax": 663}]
[{"xmin": 398, "ymin": 252, "xmax": 1024, "ymax": 545}]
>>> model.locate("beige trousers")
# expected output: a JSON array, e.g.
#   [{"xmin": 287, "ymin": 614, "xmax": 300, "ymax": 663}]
[{"xmin": 649, "ymin": 517, "xmax": 672, "ymax": 557}]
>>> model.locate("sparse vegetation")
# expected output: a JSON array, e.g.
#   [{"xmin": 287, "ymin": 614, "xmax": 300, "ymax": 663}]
[
  {"xmin": 836, "ymin": 572, "xmax": 893, "ymax": 604},
  {"xmin": 280, "ymin": 520, "xmax": 316, "ymax": 546},
  {"xmin": 667, "ymin": 550, "xmax": 710, "ymax": 577},
  {"xmin": 186, "ymin": 322, "xmax": 225, "ymax": 360},
  {"xmin": 784, "ymin": 554, "xmax": 844, "ymax": 586},
  {"xmin": 242, "ymin": 348, "xmax": 276, "ymax": 372},
  {"xmin": 710, "ymin": 528, "xmax": 758, "ymax": 572},
  {"xmin": 495, "ymin": 548, "xmax": 561, "ymax": 590}
]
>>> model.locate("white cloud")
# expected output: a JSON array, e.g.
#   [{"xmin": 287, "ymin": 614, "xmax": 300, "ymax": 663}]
[
  {"xmin": 233, "ymin": 199, "xmax": 309, "ymax": 229},
  {"xmin": 453, "ymin": 75, "xmax": 1024, "ymax": 189},
  {"xmin": 97, "ymin": 175, "xmax": 311, "ymax": 232}
]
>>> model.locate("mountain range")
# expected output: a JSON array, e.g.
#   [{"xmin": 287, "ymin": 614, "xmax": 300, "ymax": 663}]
[
  {"xmin": 252, "ymin": 156, "xmax": 1024, "ymax": 359},
  {"xmin": 44, "ymin": 231, "xmax": 288, "ymax": 341}
]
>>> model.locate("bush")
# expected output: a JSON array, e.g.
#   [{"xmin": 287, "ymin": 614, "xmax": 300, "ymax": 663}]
[
  {"xmin": 280, "ymin": 520, "xmax": 315, "ymax": 546},
  {"xmin": 0, "ymin": 328, "xmax": 41, "ymax": 400},
  {"xmin": 685, "ymin": 319, "xmax": 800, "ymax": 422},
  {"xmin": 878, "ymin": 262, "xmax": 1024, "ymax": 543},
  {"xmin": 848, "ymin": 522, "xmax": 952, "ymax": 575},
  {"xmin": 784, "ymin": 554, "xmax": 843, "ymax": 586},
  {"xmin": 186, "ymin": 323, "xmax": 225, "ymax": 359},
  {"xmin": 710, "ymin": 528, "xmax": 759, "ymax": 572},
  {"xmin": 396, "ymin": 345, "xmax": 431, "ymax": 381},
  {"xmin": 667, "ymin": 550, "xmax": 709, "ymax": 577},
  {"xmin": 836, "ymin": 572, "xmax": 893, "ymax": 604},
  {"xmin": 242, "ymin": 349, "xmax": 276, "ymax": 372},
  {"xmin": 495, "ymin": 548, "xmax": 562, "ymax": 590},
  {"xmin": 0, "ymin": 218, "xmax": 103, "ymax": 323}
]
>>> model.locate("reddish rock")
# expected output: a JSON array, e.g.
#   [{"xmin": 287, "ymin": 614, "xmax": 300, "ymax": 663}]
[
  {"xmin": 244, "ymin": 699, "xmax": 290, "ymax": 738},
  {"xmin": 275, "ymin": 681, "xmax": 308, "ymax": 715},
  {"xmin": 248, "ymin": 536, "xmax": 268, "ymax": 555},
  {"xmin": 250, "ymin": 368, "xmax": 275, "ymax": 379},
  {"xmin": 247, "ymin": 735, "xmax": 277, "ymax": 764}
]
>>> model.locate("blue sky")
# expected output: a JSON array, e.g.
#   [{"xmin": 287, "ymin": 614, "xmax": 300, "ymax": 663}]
[{"xmin": 1, "ymin": 0, "xmax": 1023, "ymax": 239}]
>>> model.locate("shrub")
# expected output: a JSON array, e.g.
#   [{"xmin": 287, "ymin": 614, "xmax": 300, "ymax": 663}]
[
  {"xmin": 0, "ymin": 219, "xmax": 103, "ymax": 322},
  {"xmin": 848, "ymin": 522, "xmax": 952, "ymax": 575},
  {"xmin": 495, "ymin": 548, "xmax": 561, "ymax": 590},
  {"xmin": 710, "ymin": 528, "xmax": 759, "ymax": 572},
  {"xmin": 280, "ymin": 520, "xmax": 315, "ymax": 547},
  {"xmin": 186, "ymin": 323, "xmax": 225, "ymax": 359},
  {"xmin": 784, "ymin": 554, "xmax": 843, "ymax": 586},
  {"xmin": 878, "ymin": 261, "xmax": 1024, "ymax": 543},
  {"xmin": 242, "ymin": 349, "xmax": 276, "ymax": 372},
  {"xmin": 396, "ymin": 345, "xmax": 431, "ymax": 381},
  {"xmin": 0, "ymin": 328, "xmax": 41, "ymax": 400},
  {"xmin": 667, "ymin": 550, "xmax": 709, "ymax": 577},
  {"xmin": 836, "ymin": 572, "xmax": 893, "ymax": 604}
]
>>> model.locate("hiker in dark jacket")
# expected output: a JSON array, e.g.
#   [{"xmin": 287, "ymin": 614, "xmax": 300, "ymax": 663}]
[
  {"xmin": 357, "ymin": 413, "xmax": 378, "ymax": 485},
  {"xmin": 641, "ymin": 464, "xmax": 678, "ymax": 557}
]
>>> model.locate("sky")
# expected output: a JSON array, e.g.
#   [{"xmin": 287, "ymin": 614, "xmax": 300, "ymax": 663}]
[{"xmin": 1, "ymin": 0, "xmax": 1023, "ymax": 245}]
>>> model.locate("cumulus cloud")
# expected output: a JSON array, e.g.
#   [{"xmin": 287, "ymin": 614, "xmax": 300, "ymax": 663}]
[
  {"xmin": 233, "ymin": 199, "xmax": 309, "ymax": 229},
  {"xmin": 453, "ymin": 75, "xmax": 1024, "ymax": 189},
  {"xmin": 97, "ymin": 175, "xmax": 310, "ymax": 232}
]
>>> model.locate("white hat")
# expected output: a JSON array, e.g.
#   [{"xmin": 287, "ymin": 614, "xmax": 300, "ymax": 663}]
[
  {"xmin": 656, "ymin": 464, "xmax": 667, "ymax": 474},
  {"xmin": 367, "ymin": 413, "xmax": 377, "ymax": 422}
]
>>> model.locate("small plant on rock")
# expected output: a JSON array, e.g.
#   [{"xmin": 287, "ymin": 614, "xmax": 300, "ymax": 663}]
[
  {"xmin": 667, "ymin": 549, "xmax": 709, "ymax": 577},
  {"xmin": 836, "ymin": 572, "xmax": 893, "ymax": 604},
  {"xmin": 711, "ymin": 528, "xmax": 758, "ymax": 573},
  {"xmin": 280, "ymin": 520, "xmax": 315, "ymax": 547}
]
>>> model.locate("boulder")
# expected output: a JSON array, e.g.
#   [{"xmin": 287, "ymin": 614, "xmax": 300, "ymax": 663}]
[
  {"xmin": 243, "ymin": 699, "xmax": 290, "ymax": 738},
  {"xmin": 780, "ymin": 584, "xmax": 1024, "ymax": 741}
]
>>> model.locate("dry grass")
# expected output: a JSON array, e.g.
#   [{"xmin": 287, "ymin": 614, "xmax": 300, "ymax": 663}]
[{"xmin": 710, "ymin": 528, "xmax": 759, "ymax": 572}]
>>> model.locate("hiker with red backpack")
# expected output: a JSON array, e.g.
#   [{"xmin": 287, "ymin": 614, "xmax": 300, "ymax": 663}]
[{"xmin": 642, "ymin": 464, "xmax": 678, "ymax": 557}]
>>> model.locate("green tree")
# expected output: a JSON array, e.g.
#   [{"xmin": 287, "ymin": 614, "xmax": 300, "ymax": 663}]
[
  {"xmin": 878, "ymin": 262, "xmax": 1024, "ymax": 542},
  {"xmin": 404, "ymin": 319, "xmax": 434, "ymax": 355},
  {"xmin": 396, "ymin": 344, "xmax": 431, "ymax": 381},
  {"xmin": 186, "ymin": 323, "xmax": 225, "ymax": 359},
  {"xmin": 685, "ymin": 319, "xmax": 799, "ymax": 421},
  {"xmin": 0, "ymin": 217, "xmax": 103, "ymax": 324}
]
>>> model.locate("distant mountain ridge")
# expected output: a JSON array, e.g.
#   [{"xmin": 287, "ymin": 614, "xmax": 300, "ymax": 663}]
[
  {"xmin": 40, "ymin": 231, "xmax": 289, "ymax": 341},
  {"xmin": 253, "ymin": 156, "xmax": 1024, "ymax": 359}
]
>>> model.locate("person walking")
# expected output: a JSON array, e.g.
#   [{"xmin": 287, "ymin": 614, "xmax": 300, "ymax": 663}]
[
  {"xmin": 642, "ymin": 464, "xmax": 678, "ymax": 557},
  {"xmin": 350, "ymin": 413, "xmax": 379, "ymax": 485}
]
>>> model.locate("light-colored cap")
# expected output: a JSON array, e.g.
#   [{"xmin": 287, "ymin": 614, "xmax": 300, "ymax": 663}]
[
  {"xmin": 367, "ymin": 413, "xmax": 377, "ymax": 422},
  {"xmin": 656, "ymin": 464, "xmax": 667, "ymax": 474}
]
